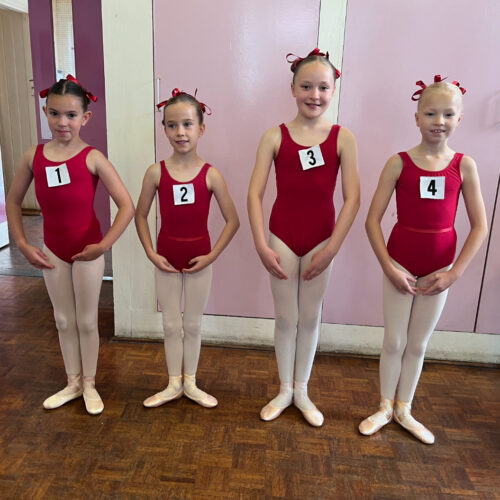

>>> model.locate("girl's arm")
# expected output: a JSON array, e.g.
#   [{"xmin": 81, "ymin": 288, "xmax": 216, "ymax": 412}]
[
  {"xmin": 421, "ymin": 155, "xmax": 488, "ymax": 295},
  {"xmin": 72, "ymin": 149, "xmax": 135, "ymax": 261},
  {"xmin": 183, "ymin": 167, "xmax": 240, "ymax": 273},
  {"xmin": 365, "ymin": 154, "xmax": 417, "ymax": 295},
  {"xmin": 303, "ymin": 127, "xmax": 361, "ymax": 280},
  {"xmin": 135, "ymin": 163, "xmax": 178, "ymax": 273},
  {"xmin": 247, "ymin": 127, "xmax": 288, "ymax": 279},
  {"xmin": 5, "ymin": 147, "xmax": 54, "ymax": 269}
]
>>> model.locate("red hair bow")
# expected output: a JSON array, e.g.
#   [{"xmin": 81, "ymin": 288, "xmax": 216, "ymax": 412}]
[
  {"xmin": 156, "ymin": 88, "xmax": 212, "ymax": 115},
  {"xmin": 39, "ymin": 74, "xmax": 98, "ymax": 102},
  {"xmin": 411, "ymin": 75, "xmax": 466, "ymax": 101},
  {"xmin": 286, "ymin": 48, "xmax": 341, "ymax": 79},
  {"xmin": 452, "ymin": 81, "xmax": 467, "ymax": 96}
]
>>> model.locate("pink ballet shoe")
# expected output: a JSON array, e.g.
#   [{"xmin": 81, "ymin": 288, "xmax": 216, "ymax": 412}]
[
  {"xmin": 260, "ymin": 401, "xmax": 290, "ymax": 421},
  {"xmin": 143, "ymin": 387, "xmax": 183, "ymax": 408},
  {"xmin": 394, "ymin": 400, "xmax": 435, "ymax": 445},
  {"xmin": 83, "ymin": 387, "xmax": 104, "ymax": 415},
  {"xmin": 295, "ymin": 403, "xmax": 324, "ymax": 427},
  {"xmin": 183, "ymin": 374, "xmax": 218, "ymax": 408},
  {"xmin": 359, "ymin": 398, "xmax": 394, "ymax": 436},
  {"xmin": 43, "ymin": 386, "xmax": 83, "ymax": 410}
]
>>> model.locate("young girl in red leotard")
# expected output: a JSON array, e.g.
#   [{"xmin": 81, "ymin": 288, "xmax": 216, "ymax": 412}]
[
  {"xmin": 6, "ymin": 76, "xmax": 134, "ymax": 415},
  {"xmin": 135, "ymin": 89, "xmax": 239, "ymax": 409},
  {"xmin": 359, "ymin": 76, "xmax": 487, "ymax": 444},
  {"xmin": 248, "ymin": 49, "xmax": 360, "ymax": 427}
]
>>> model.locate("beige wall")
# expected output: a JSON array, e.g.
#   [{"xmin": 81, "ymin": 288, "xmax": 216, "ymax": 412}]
[{"xmin": 0, "ymin": 8, "xmax": 38, "ymax": 210}]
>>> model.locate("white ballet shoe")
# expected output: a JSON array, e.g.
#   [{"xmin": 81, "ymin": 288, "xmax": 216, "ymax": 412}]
[
  {"xmin": 394, "ymin": 400, "xmax": 435, "ymax": 445},
  {"xmin": 293, "ymin": 382, "xmax": 324, "ymax": 427},
  {"xmin": 43, "ymin": 386, "xmax": 83, "ymax": 409},
  {"xmin": 83, "ymin": 387, "xmax": 104, "ymax": 415},
  {"xmin": 183, "ymin": 374, "xmax": 218, "ymax": 408},
  {"xmin": 43, "ymin": 374, "xmax": 83, "ymax": 409},
  {"xmin": 143, "ymin": 386, "xmax": 183, "ymax": 408},
  {"xmin": 359, "ymin": 398, "xmax": 394, "ymax": 436}
]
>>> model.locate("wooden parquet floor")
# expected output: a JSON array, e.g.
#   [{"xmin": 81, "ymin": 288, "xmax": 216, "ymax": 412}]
[{"xmin": 0, "ymin": 276, "xmax": 499, "ymax": 500}]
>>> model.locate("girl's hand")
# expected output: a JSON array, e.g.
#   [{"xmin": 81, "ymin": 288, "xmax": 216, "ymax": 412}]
[
  {"xmin": 302, "ymin": 247, "xmax": 334, "ymax": 280},
  {"xmin": 258, "ymin": 244, "xmax": 288, "ymax": 280},
  {"xmin": 72, "ymin": 243, "xmax": 105, "ymax": 261},
  {"xmin": 385, "ymin": 264, "xmax": 417, "ymax": 295},
  {"xmin": 148, "ymin": 252, "xmax": 179, "ymax": 273},
  {"xmin": 419, "ymin": 270, "xmax": 457, "ymax": 296},
  {"xmin": 20, "ymin": 244, "xmax": 54, "ymax": 269},
  {"xmin": 183, "ymin": 254, "xmax": 214, "ymax": 274}
]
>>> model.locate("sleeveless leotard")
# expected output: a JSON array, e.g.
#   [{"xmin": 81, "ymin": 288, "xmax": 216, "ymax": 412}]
[
  {"xmin": 269, "ymin": 123, "xmax": 341, "ymax": 257},
  {"xmin": 33, "ymin": 144, "xmax": 102, "ymax": 263},
  {"xmin": 157, "ymin": 161, "xmax": 212, "ymax": 271},
  {"xmin": 387, "ymin": 151, "xmax": 463, "ymax": 277}
]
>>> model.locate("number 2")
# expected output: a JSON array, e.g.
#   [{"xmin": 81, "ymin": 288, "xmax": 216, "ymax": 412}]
[{"xmin": 180, "ymin": 186, "xmax": 188, "ymax": 202}]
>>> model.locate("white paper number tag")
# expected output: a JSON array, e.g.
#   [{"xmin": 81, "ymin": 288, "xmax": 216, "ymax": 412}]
[
  {"xmin": 45, "ymin": 164, "xmax": 71, "ymax": 187},
  {"xmin": 173, "ymin": 183, "xmax": 195, "ymax": 205},
  {"xmin": 420, "ymin": 176, "xmax": 445, "ymax": 200},
  {"xmin": 298, "ymin": 144, "xmax": 325, "ymax": 171}
]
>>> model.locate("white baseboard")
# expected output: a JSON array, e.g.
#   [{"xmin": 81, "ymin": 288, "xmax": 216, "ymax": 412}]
[{"xmin": 116, "ymin": 313, "xmax": 500, "ymax": 364}]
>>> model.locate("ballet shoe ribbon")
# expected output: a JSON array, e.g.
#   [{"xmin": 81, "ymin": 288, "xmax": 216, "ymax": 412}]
[{"xmin": 286, "ymin": 48, "xmax": 341, "ymax": 78}]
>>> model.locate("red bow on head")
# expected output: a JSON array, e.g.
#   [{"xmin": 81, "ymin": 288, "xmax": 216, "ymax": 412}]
[
  {"xmin": 411, "ymin": 74, "xmax": 466, "ymax": 101},
  {"xmin": 39, "ymin": 74, "xmax": 98, "ymax": 102},
  {"xmin": 286, "ymin": 48, "xmax": 341, "ymax": 79},
  {"xmin": 156, "ymin": 88, "xmax": 212, "ymax": 115}
]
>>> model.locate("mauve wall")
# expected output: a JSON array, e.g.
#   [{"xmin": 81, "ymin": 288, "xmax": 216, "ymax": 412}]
[
  {"xmin": 28, "ymin": 0, "xmax": 110, "ymax": 233},
  {"xmin": 323, "ymin": 0, "xmax": 500, "ymax": 333}
]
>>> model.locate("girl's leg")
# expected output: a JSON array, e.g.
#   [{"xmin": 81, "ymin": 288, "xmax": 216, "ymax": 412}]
[
  {"xmin": 393, "ymin": 267, "xmax": 450, "ymax": 444},
  {"xmin": 260, "ymin": 233, "xmax": 300, "ymax": 421},
  {"xmin": 182, "ymin": 265, "xmax": 216, "ymax": 408},
  {"xmin": 41, "ymin": 246, "xmax": 83, "ymax": 409},
  {"xmin": 143, "ymin": 268, "xmax": 184, "ymax": 407},
  {"xmin": 293, "ymin": 238, "xmax": 333, "ymax": 427},
  {"xmin": 72, "ymin": 255, "xmax": 105, "ymax": 415},
  {"xmin": 359, "ymin": 260, "xmax": 415, "ymax": 434}
]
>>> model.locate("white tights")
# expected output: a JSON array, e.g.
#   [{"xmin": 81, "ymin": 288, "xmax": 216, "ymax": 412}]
[
  {"xmin": 155, "ymin": 265, "xmax": 212, "ymax": 377},
  {"xmin": 42, "ymin": 245, "xmax": 104, "ymax": 378},
  {"xmin": 269, "ymin": 233, "xmax": 333, "ymax": 391},
  {"xmin": 380, "ymin": 260, "xmax": 450, "ymax": 404}
]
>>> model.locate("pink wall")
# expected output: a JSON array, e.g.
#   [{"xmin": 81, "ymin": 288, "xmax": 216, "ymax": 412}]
[
  {"xmin": 28, "ymin": 0, "xmax": 110, "ymax": 234},
  {"xmin": 153, "ymin": 0, "xmax": 321, "ymax": 317},
  {"xmin": 324, "ymin": 0, "xmax": 500, "ymax": 333}
]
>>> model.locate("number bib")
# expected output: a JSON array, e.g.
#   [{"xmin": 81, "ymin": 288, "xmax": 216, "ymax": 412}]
[
  {"xmin": 298, "ymin": 144, "xmax": 325, "ymax": 171},
  {"xmin": 45, "ymin": 164, "xmax": 71, "ymax": 187},
  {"xmin": 420, "ymin": 176, "xmax": 445, "ymax": 200},
  {"xmin": 173, "ymin": 183, "xmax": 195, "ymax": 205}
]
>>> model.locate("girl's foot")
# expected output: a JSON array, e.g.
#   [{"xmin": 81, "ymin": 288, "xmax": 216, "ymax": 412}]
[
  {"xmin": 143, "ymin": 375, "xmax": 183, "ymax": 407},
  {"xmin": 293, "ymin": 382, "xmax": 324, "ymax": 427},
  {"xmin": 82, "ymin": 376, "xmax": 104, "ymax": 415},
  {"xmin": 183, "ymin": 374, "xmax": 217, "ymax": 408},
  {"xmin": 359, "ymin": 398, "xmax": 394, "ymax": 436},
  {"xmin": 394, "ymin": 400, "xmax": 434, "ymax": 444},
  {"xmin": 43, "ymin": 374, "xmax": 83, "ymax": 409},
  {"xmin": 260, "ymin": 382, "xmax": 293, "ymax": 421}
]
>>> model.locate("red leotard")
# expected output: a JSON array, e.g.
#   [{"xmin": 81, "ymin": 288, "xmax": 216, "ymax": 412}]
[
  {"xmin": 33, "ymin": 144, "xmax": 102, "ymax": 263},
  {"xmin": 387, "ymin": 151, "xmax": 463, "ymax": 277},
  {"xmin": 157, "ymin": 161, "xmax": 212, "ymax": 271},
  {"xmin": 269, "ymin": 123, "xmax": 341, "ymax": 257}
]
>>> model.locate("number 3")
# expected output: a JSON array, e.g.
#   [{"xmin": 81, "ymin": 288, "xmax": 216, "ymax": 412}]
[{"xmin": 307, "ymin": 150, "xmax": 316, "ymax": 166}]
